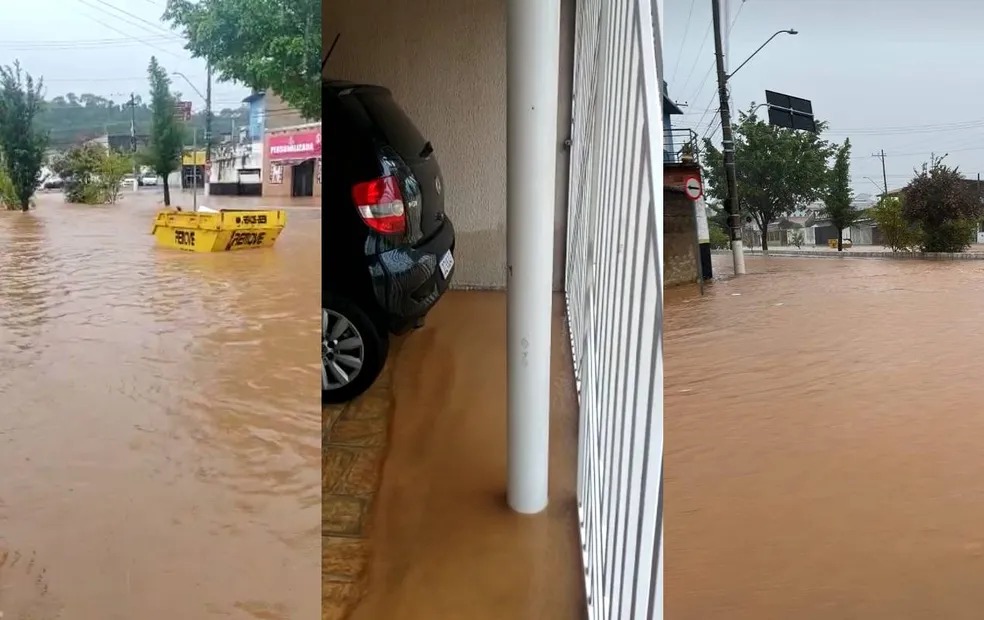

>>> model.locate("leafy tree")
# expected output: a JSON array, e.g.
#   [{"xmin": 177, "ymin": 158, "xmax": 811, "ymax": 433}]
[
  {"xmin": 821, "ymin": 138, "xmax": 860, "ymax": 251},
  {"xmin": 164, "ymin": 0, "xmax": 321, "ymax": 119},
  {"xmin": 51, "ymin": 143, "xmax": 131, "ymax": 204},
  {"xmin": 144, "ymin": 57, "xmax": 186, "ymax": 207},
  {"xmin": 0, "ymin": 162, "xmax": 17, "ymax": 208},
  {"xmin": 870, "ymin": 195, "xmax": 921, "ymax": 252},
  {"xmin": 0, "ymin": 62, "xmax": 48, "ymax": 211},
  {"xmin": 99, "ymin": 150, "xmax": 133, "ymax": 204},
  {"xmin": 702, "ymin": 107, "xmax": 833, "ymax": 250},
  {"xmin": 902, "ymin": 156, "xmax": 982, "ymax": 252}
]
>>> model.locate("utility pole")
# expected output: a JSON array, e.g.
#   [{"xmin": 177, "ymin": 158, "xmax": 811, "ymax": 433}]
[
  {"xmin": 712, "ymin": 0, "xmax": 745, "ymax": 274},
  {"xmin": 872, "ymin": 149, "xmax": 888, "ymax": 195},
  {"xmin": 129, "ymin": 93, "xmax": 138, "ymax": 188},
  {"xmin": 205, "ymin": 63, "xmax": 213, "ymax": 189}
]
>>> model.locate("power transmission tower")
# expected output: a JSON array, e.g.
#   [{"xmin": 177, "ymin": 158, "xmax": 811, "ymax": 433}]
[{"xmin": 872, "ymin": 149, "xmax": 888, "ymax": 195}]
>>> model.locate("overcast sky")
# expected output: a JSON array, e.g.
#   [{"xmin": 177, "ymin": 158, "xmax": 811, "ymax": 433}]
[
  {"xmin": 0, "ymin": 0, "xmax": 250, "ymax": 111},
  {"xmin": 664, "ymin": 0, "xmax": 984, "ymax": 195}
]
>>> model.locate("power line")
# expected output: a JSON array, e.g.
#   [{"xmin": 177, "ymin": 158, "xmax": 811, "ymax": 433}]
[
  {"xmin": 0, "ymin": 35, "xmax": 178, "ymax": 49},
  {"xmin": 75, "ymin": 8, "xmax": 186, "ymax": 60},
  {"xmin": 685, "ymin": 3, "xmax": 747, "ymax": 134},
  {"xmin": 80, "ymin": 0, "xmax": 177, "ymax": 37},
  {"xmin": 676, "ymin": 22, "xmax": 712, "ymax": 96},
  {"xmin": 669, "ymin": 0, "xmax": 698, "ymax": 83}
]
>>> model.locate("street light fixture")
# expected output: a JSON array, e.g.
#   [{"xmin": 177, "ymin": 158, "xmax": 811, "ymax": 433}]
[
  {"xmin": 726, "ymin": 29, "xmax": 798, "ymax": 81},
  {"xmin": 171, "ymin": 71, "xmax": 205, "ymax": 102}
]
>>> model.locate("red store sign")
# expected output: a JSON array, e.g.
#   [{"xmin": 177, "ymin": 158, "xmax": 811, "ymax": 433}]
[{"xmin": 268, "ymin": 130, "xmax": 321, "ymax": 162}]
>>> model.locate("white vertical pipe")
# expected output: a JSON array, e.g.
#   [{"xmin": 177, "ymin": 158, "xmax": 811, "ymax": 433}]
[{"xmin": 506, "ymin": 0, "xmax": 562, "ymax": 515}]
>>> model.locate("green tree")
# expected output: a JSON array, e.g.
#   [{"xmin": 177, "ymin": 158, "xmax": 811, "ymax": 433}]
[
  {"xmin": 902, "ymin": 156, "xmax": 982, "ymax": 253},
  {"xmin": 144, "ymin": 57, "xmax": 185, "ymax": 207},
  {"xmin": 870, "ymin": 195, "xmax": 921, "ymax": 252},
  {"xmin": 164, "ymin": 0, "xmax": 321, "ymax": 119},
  {"xmin": 702, "ymin": 106, "xmax": 833, "ymax": 251},
  {"xmin": 821, "ymin": 138, "xmax": 860, "ymax": 251},
  {"xmin": 51, "ymin": 143, "xmax": 130, "ymax": 204},
  {"xmin": 0, "ymin": 62, "xmax": 48, "ymax": 211}
]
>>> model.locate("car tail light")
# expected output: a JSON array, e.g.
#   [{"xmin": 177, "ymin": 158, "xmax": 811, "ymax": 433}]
[{"xmin": 352, "ymin": 176, "xmax": 406, "ymax": 235}]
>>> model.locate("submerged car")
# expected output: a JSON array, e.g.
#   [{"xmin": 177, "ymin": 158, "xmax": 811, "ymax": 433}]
[{"xmin": 324, "ymin": 79, "xmax": 455, "ymax": 403}]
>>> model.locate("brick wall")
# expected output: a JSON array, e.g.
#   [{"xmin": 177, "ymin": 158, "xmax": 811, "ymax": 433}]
[{"xmin": 664, "ymin": 190, "xmax": 699, "ymax": 287}]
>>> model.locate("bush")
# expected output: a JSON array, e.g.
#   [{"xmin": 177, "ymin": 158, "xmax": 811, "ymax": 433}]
[
  {"xmin": 871, "ymin": 196, "xmax": 921, "ymax": 252},
  {"xmin": 52, "ymin": 144, "xmax": 132, "ymax": 205},
  {"xmin": 709, "ymin": 224, "xmax": 730, "ymax": 249},
  {"xmin": 901, "ymin": 158, "xmax": 983, "ymax": 253},
  {"xmin": 790, "ymin": 230, "xmax": 805, "ymax": 248},
  {"xmin": 920, "ymin": 219, "xmax": 976, "ymax": 253}
]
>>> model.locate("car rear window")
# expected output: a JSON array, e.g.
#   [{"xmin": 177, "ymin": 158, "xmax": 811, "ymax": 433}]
[{"xmin": 357, "ymin": 91, "xmax": 427, "ymax": 160}]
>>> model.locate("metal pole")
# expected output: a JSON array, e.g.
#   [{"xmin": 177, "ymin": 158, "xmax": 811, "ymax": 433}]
[
  {"xmin": 205, "ymin": 63, "xmax": 213, "ymax": 195},
  {"xmin": 880, "ymin": 149, "xmax": 888, "ymax": 194},
  {"xmin": 712, "ymin": 0, "xmax": 745, "ymax": 274},
  {"xmin": 130, "ymin": 93, "xmax": 138, "ymax": 189},
  {"xmin": 505, "ymin": 0, "xmax": 561, "ymax": 514},
  {"xmin": 192, "ymin": 127, "xmax": 198, "ymax": 211}
]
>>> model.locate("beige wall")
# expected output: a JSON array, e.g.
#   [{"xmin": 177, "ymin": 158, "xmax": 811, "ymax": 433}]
[
  {"xmin": 264, "ymin": 90, "xmax": 310, "ymax": 130},
  {"xmin": 325, "ymin": 0, "xmax": 575, "ymax": 290}
]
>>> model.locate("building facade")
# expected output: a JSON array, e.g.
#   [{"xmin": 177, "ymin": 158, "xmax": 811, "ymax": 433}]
[{"xmin": 261, "ymin": 122, "xmax": 322, "ymax": 198}]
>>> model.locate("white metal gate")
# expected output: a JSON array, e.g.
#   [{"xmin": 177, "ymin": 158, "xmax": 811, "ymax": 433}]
[{"xmin": 565, "ymin": 0, "xmax": 664, "ymax": 618}]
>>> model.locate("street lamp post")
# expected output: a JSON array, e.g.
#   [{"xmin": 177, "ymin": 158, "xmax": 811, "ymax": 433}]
[
  {"xmin": 172, "ymin": 71, "xmax": 212, "ymax": 210},
  {"xmin": 712, "ymin": 0, "xmax": 797, "ymax": 275}
]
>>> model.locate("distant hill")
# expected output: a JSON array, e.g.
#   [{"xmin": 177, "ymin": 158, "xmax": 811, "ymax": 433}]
[{"xmin": 38, "ymin": 92, "xmax": 248, "ymax": 151}]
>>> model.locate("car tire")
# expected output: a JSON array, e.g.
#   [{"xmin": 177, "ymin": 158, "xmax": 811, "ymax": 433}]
[{"xmin": 323, "ymin": 293, "xmax": 389, "ymax": 404}]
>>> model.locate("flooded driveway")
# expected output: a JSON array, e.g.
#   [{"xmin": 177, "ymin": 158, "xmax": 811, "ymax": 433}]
[
  {"xmin": 666, "ymin": 255, "xmax": 984, "ymax": 619},
  {"xmin": 0, "ymin": 191, "xmax": 320, "ymax": 619}
]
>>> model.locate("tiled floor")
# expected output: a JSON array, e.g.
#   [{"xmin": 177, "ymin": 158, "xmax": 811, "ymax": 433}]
[{"xmin": 323, "ymin": 350, "xmax": 399, "ymax": 620}]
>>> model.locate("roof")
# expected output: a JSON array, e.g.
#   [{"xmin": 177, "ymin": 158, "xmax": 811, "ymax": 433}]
[
  {"xmin": 662, "ymin": 80, "xmax": 683, "ymax": 115},
  {"xmin": 663, "ymin": 95, "xmax": 683, "ymax": 115}
]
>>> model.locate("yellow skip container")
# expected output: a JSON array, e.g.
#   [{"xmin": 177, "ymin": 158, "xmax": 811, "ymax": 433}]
[{"xmin": 151, "ymin": 208, "xmax": 287, "ymax": 252}]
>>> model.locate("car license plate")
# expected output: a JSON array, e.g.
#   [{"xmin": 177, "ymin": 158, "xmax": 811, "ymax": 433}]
[{"xmin": 439, "ymin": 250, "xmax": 454, "ymax": 279}]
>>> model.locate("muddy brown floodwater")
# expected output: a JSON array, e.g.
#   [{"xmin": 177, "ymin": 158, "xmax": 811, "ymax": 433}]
[
  {"xmin": 0, "ymin": 191, "xmax": 320, "ymax": 619},
  {"xmin": 665, "ymin": 255, "xmax": 984, "ymax": 620}
]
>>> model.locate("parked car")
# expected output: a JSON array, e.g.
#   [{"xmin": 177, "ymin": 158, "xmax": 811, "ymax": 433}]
[
  {"xmin": 141, "ymin": 174, "xmax": 159, "ymax": 187},
  {"xmin": 41, "ymin": 175, "xmax": 64, "ymax": 190},
  {"xmin": 324, "ymin": 79, "xmax": 455, "ymax": 403}
]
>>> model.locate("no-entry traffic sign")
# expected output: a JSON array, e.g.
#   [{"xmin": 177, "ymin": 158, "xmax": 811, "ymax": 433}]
[{"xmin": 684, "ymin": 176, "xmax": 703, "ymax": 200}]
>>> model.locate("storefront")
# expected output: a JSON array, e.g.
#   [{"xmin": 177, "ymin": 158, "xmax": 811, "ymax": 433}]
[{"xmin": 261, "ymin": 123, "xmax": 322, "ymax": 199}]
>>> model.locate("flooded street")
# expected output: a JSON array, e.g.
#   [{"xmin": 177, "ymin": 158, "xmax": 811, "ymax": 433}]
[
  {"xmin": 665, "ymin": 255, "xmax": 984, "ymax": 619},
  {"xmin": 0, "ymin": 192, "xmax": 320, "ymax": 619}
]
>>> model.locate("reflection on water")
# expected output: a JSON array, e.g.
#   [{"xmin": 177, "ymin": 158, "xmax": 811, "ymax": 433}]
[
  {"xmin": 0, "ymin": 192, "xmax": 320, "ymax": 619},
  {"xmin": 666, "ymin": 255, "xmax": 984, "ymax": 620}
]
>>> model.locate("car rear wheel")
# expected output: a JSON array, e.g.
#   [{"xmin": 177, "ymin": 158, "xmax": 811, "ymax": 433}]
[{"xmin": 323, "ymin": 294, "xmax": 389, "ymax": 404}]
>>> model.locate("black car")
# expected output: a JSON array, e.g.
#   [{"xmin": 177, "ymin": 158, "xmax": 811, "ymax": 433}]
[{"xmin": 324, "ymin": 80, "xmax": 456, "ymax": 403}]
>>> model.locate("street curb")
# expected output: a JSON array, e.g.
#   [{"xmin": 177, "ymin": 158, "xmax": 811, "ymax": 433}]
[{"xmin": 711, "ymin": 249, "xmax": 984, "ymax": 261}]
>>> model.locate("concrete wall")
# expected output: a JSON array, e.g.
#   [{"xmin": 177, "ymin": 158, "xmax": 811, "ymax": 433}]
[
  {"xmin": 324, "ymin": 0, "xmax": 575, "ymax": 290},
  {"xmin": 664, "ymin": 191, "xmax": 699, "ymax": 287}
]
